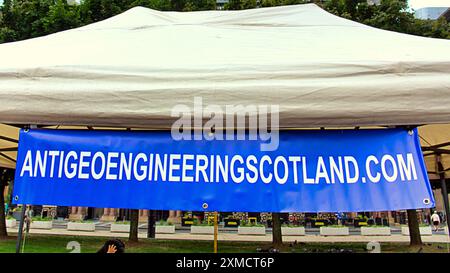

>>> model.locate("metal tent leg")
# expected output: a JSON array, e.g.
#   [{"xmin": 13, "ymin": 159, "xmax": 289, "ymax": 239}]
[
  {"xmin": 15, "ymin": 204, "xmax": 26, "ymax": 253},
  {"xmin": 437, "ymin": 155, "xmax": 450, "ymax": 237}
]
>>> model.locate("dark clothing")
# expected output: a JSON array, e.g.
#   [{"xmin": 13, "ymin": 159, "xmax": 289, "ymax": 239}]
[{"xmin": 97, "ymin": 239, "xmax": 125, "ymax": 254}]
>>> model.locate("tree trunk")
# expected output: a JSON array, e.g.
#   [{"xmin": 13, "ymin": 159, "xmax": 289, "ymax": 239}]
[
  {"xmin": 407, "ymin": 209, "xmax": 422, "ymax": 246},
  {"xmin": 0, "ymin": 168, "xmax": 7, "ymax": 238},
  {"xmin": 271, "ymin": 213, "xmax": 283, "ymax": 248},
  {"xmin": 129, "ymin": 209, "xmax": 139, "ymax": 242},
  {"xmin": 0, "ymin": 179, "xmax": 7, "ymax": 238},
  {"xmin": 147, "ymin": 210, "xmax": 155, "ymax": 239}
]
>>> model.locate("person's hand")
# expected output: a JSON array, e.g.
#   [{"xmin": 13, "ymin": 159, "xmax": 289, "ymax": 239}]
[{"xmin": 107, "ymin": 244, "xmax": 117, "ymax": 253}]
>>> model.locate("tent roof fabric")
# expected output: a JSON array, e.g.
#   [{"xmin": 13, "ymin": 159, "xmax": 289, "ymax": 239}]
[
  {"xmin": 0, "ymin": 124, "xmax": 18, "ymax": 169},
  {"xmin": 418, "ymin": 124, "xmax": 450, "ymax": 179},
  {"xmin": 0, "ymin": 4, "xmax": 450, "ymax": 128}
]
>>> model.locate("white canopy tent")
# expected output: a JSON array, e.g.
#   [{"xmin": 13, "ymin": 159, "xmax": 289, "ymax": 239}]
[
  {"xmin": 0, "ymin": 4, "xmax": 449, "ymax": 128},
  {"xmin": 0, "ymin": 4, "xmax": 448, "ymax": 178}
]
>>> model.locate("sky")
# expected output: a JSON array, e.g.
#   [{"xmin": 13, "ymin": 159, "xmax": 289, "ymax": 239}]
[{"xmin": 409, "ymin": 0, "xmax": 450, "ymax": 10}]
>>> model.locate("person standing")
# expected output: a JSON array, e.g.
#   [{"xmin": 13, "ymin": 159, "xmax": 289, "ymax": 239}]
[
  {"xmin": 431, "ymin": 211, "xmax": 441, "ymax": 232},
  {"xmin": 23, "ymin": 206, "xmax": 33, "ymax": 233}
]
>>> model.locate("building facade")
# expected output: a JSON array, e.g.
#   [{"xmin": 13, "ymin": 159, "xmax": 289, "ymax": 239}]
[{"xmin": 414, "ymin": 7, "xmax": 450, "ymax": 20}]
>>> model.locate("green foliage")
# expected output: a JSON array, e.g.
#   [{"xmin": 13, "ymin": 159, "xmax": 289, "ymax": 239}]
[
  {"xmin": 192, "ymin": 218, "xmax": 213, "ymax": 226},
  {"xmin": 43, "ymin": 0, "xmax": 80, "ymax": 34},
  {"xmin": 0, "ymin": 0, "xmax": 449, "ymax": 44},
  {"xmin": 401, "ymin": 224, "xmax": 430, "ymax": 227},
  {"xmin": 32, "ymin": 216, "xmax": 53, "ymax": 221},
  {"xmin": 114, "ymin": 221, "xmax": 130, "ymax": 224},
  {"xmin": 225, "ymin": 0, "xmax": 259, "ymax": 10},
  {"xmin": 69, "ymin": 219, "xmax": 94, "ymax": 223},
  {"xmin": 156, "ymin": 220, "xmax": 173, "ymax": 226},
  {"xmin": 260, "ymin": 0, "xmax": 309, "ymax": 8},
  {"xmin": 364, "ymin": 0, "xmax": 416, "ymax": 33},
  {"xmin": 410, "ymin": 17, "xmax": 450, "ymax": 39},
  {"xmin": 0, "ymin": 27, "xmax": 17, "ymax": 43},
  {"xmin": 240, "ymin": 220, "xmax": 264, "ymax": 227},
  {"xmin": 356, "ymin": 215, "xmax": 368, "ymax": 220},
  {"xmin": 0, "ymin": 0, "xmax": 55, "ymax": 41},
  {"xmin": 281, "ymin": 223, "xmax": 302, "ymax": 227},
  {"xmin": 324, "ymin": 0, "xmax": 450, "ymax": 39}
]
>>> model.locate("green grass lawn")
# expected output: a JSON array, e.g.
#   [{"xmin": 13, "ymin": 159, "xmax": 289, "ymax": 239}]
[{"xmin": 0, "ymin": 235, "xmax": 449, "ymax": 253}]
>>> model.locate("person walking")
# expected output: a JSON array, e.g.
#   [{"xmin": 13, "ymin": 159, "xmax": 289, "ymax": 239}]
[
  {"xmin": 20, "ymin": 206, "xmax": 33, "ymax": 233},
  {"xmin": 431, "ymin": 211, "xmax": 441, "ymax": 232}
]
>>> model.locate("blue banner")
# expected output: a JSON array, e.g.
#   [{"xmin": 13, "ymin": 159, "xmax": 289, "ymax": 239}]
[{"xmin": 13, "ymin": 128, "xmax": 434, "ymax": 212}]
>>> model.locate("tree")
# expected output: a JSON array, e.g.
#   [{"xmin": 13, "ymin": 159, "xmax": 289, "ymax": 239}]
[
  {"xmin": 0, "ymin": 168, "xmax": 13, "ymax": 239},
  {"xmin": 365, "ymin": 0, "xmax": 415, "ymax": 33},
  {"xmin": 407, "ymin": 209, "xmax": 422, "ymax": 247},
  {"xmin": 13, "ymin": 0, "xmax": 54, "ymax": 40},
  {"xmin": 0, "ymin": 0, "xmax": 55, "ymax": 41},
  {"xmin": 341, "ymin": 0, "xmax": 450, "ymax": 39},
  {"xmin": 199, "ymin": 0, "xmax": 216, "ymax": 10},
  {"xmin": 0, "ymin": 0, "xmax": 18, "ymax": 42},
  {"xmin": 241, "ymin": 0, "xmax": 257, "ymax": 9},
  {"xmin": 271, "ymin": 213, "xmax": 283, "ymax": 248},
  {"xmin": 0, "ymin": 27, "xmax": 17, "ymax": 43},
  {"xmin": 224, "ymin": 0, "xmax": 258, "ymax": 10},
  {"xmin": 426, "ymin": 17, "xmax": 450, "ymax": 39},
  {"xmin": 43, "ymin": 0, "xmax": 80, "ymax": 34},
  {"xmin": 182, "ymin": 1, "xmax": 196, "ymax": 11},
  {"xmin": 0, "ymin": 0, "xmax": 15, "ymax": 27},
  {"xmin": 260, "ymin": 0, "xmax": 277, "ymax": 7},
  {"xmin": 130, "ymin": 0, "xmax": 171, "ymax": 10},
  {"xmin": 129, "ymin": 209, "xmax": 139, "ymax": 242},
  {"xmin": 225, "ymin": 0, "xmax": 242, "ymax": 10},
  {"xmin": 170, "ymin": 0, "xmax": 186, "ymax": 11},
  {"xmin": 146, "ymin": 0, "xmax": 173, "ymax": 11},
  {"xmin": 1, "ymin": 0, "xmax": 449, "ymax": 44},
  {"xmin": 79, "ymin": 0, "xmax": 103, "ymax": 24}
]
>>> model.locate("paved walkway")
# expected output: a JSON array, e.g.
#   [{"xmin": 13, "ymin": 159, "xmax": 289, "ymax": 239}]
[{"xmin": 7, "ymin": 227, "xmax": 450, "ymax": 243}]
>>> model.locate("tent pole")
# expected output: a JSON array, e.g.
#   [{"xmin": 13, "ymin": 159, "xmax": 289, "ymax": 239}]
[
  {"xmin": 437, "ymin": 154, "xmax": 450, "ymax": 237},
  {"xmin": 213, "ymin": 212, "xmax": 218, "ymax": 253},
  {"xmin": 15, "ymin": 204, "xmax": 26, "ymax": 253}
]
